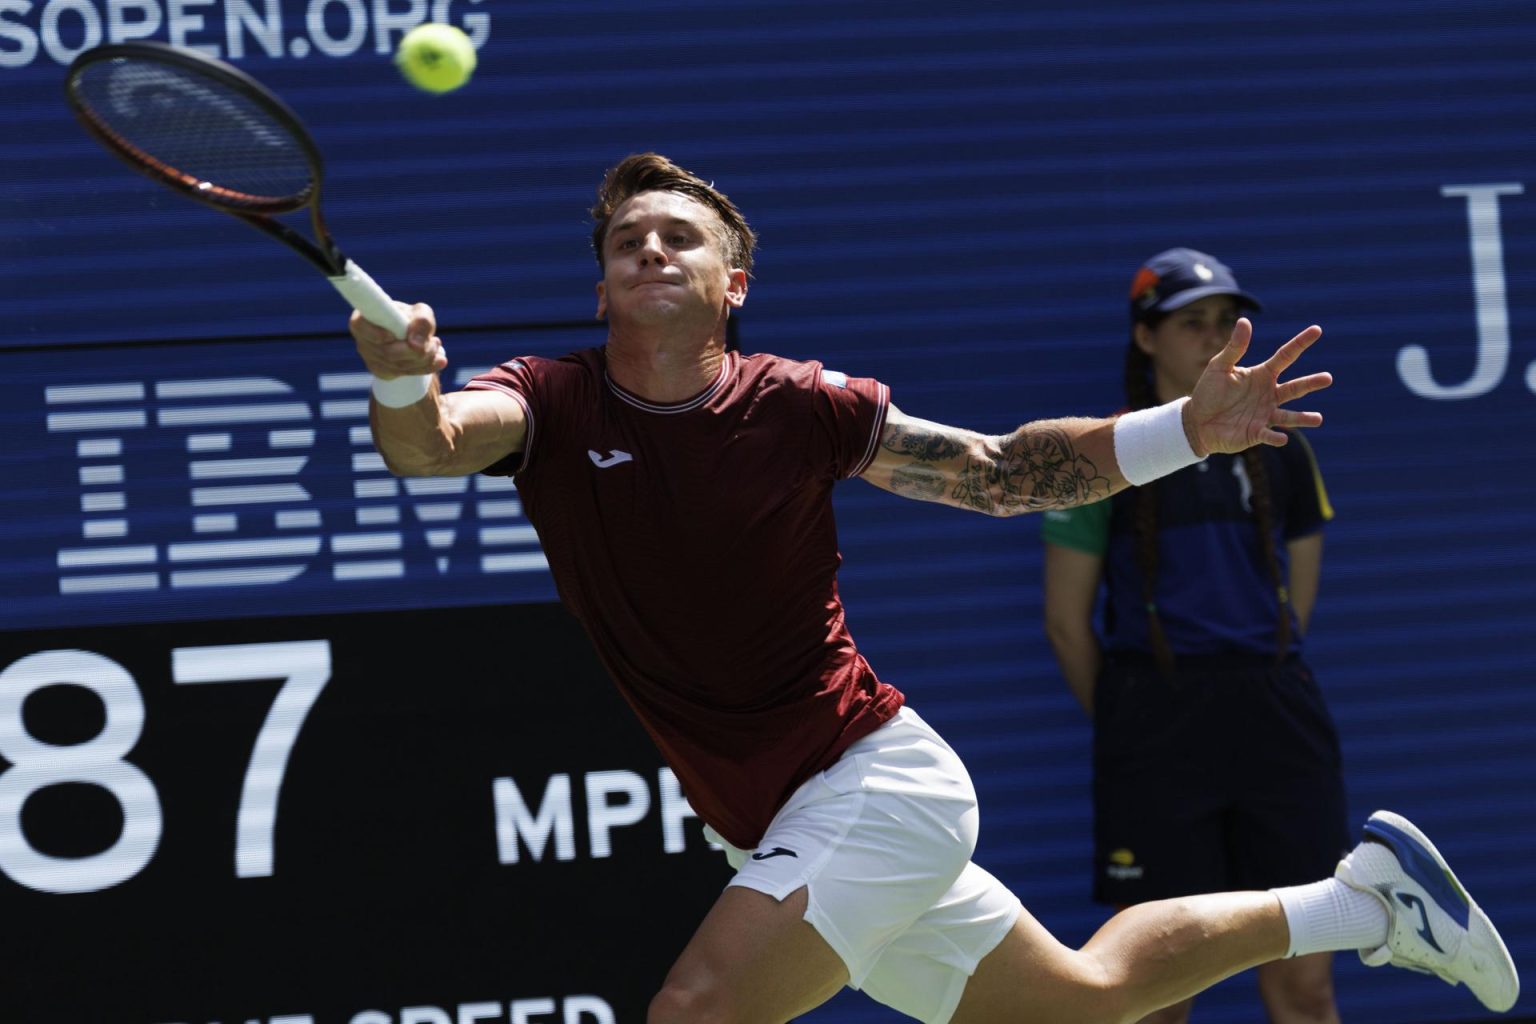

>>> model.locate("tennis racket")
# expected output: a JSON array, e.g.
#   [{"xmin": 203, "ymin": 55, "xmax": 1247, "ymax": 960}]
[{"xmin": 64, "ymin": 41, "xmax": 408, "ymax": 338}]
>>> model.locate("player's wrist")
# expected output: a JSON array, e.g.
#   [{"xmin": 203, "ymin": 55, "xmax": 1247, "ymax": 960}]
[
  {"xmin": 370, "ymin": 372, "xmax": 434, "ymax": 408},
  {"xmin": 1113, "ymin": 397, "xmax": 1204, "ymax": 486},
  {"xmin": 1179, "ymin": 398, "xmax": 1209, "ymax": 458}
]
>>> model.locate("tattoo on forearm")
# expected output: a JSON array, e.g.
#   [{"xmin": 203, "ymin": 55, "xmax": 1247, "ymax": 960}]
[
  {"xmin": 880, "ymin": 420, "xmax": 1111, "ymax": 514},
  {"xmin": 987, "ymin": 425, "xmax": 1111, "ymax": 513},
  {"xmin": 882, "ymin": 424, "xmax": 964, "ymax": 462},
  {"xmin": 882, "ymin": 422, "xmax": 960, "ymax": 502},
  {"xmin": 952, "ymin": 456, "xmax": 994, "ymax": 512},
  {"xmin": 890, "ymin": 463, "xmax": 948, "ymax": 499}
]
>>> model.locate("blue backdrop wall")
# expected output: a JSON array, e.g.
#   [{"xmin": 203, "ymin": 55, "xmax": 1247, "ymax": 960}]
[{"xmin": 2, "ymin": 2, "xmax": 1532, "ymax": 1022}]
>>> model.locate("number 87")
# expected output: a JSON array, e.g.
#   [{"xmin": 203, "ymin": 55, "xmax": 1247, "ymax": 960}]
[{"xmin": 0, "ymin": 641, "xmax": 331, "ymax": 894}]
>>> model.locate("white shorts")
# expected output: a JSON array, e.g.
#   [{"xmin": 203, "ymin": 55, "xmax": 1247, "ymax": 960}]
[{"xmin": 704, "ymin": 707, "xmax": 1022, "ymax": 1024}]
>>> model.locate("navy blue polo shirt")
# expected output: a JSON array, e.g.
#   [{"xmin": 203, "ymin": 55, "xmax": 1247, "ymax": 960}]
[{"xmin": 1041, "ymin": 431, "xmax": 1332, "ymax": 657}]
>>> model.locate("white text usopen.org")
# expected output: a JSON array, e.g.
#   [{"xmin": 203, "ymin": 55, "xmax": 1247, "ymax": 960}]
[{"xmin": 0, "ymin": 0, "xmax": 489, "ymax": 69}]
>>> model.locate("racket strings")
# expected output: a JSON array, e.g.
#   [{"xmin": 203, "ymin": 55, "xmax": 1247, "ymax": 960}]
[{"xmin": 70, "ymin": 58, "xmax": 314, "ymax": 208}]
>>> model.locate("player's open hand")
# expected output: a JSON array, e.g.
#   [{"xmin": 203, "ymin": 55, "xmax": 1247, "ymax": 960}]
[
  {"xmin": 1184, "ymin": 318, "xmax": 1331, "ymax": 456},
  {"xmin": 350, "ymin": 302, "xmax": 448, "ymax": 379}
]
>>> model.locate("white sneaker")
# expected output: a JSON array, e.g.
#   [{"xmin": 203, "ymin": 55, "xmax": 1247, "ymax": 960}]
[{"xmin": 1335, "ymin": 810, "xmax": 1519, "ymax": 1013}]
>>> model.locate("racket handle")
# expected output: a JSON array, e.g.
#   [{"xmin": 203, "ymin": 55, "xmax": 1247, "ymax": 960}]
[{"xmin": 328, "ymin": 260, "xmax": 410, "ymax": 338}]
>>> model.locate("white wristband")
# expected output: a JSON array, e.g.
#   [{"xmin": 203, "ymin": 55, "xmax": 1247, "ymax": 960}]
[
  {"xmin": 370, "ymin": 374, "xmax": 434, "ymax": 409},
  {"xmin": 1113, "ymin": 397, "xmax": 1203, "ymax": 486}
]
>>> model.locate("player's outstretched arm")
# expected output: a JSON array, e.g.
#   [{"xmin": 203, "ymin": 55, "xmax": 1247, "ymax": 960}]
[
  {"xmin": 350, "ymin": 303, "xmax": 527, "ymax": 477},
  {"xmin": 860, "ymin": 319, "xmax": 1330, "ymax": 515}
]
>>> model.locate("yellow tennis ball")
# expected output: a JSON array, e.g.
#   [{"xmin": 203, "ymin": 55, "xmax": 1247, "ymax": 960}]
[{"xmin": 395, "ymin": 23, "xmax": 477, "ymax": 94}]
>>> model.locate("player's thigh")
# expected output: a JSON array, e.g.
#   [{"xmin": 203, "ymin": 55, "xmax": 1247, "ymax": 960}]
[
  {"xmin": 858, "ymin": 861, "xmax": 1021, "ymax": 1023},
  {"xmin": 949, "ymin": 906, "xmax": 1129, "ymax": 1024},
  {"xmin": 651, "ymin": 883, "xmax": 848, "ymax": 1024}
]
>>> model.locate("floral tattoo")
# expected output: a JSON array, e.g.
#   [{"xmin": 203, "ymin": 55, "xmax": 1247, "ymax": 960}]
[{"xmin": 880, "ymin": 420, "xmax": 1110, "ymax": 514}]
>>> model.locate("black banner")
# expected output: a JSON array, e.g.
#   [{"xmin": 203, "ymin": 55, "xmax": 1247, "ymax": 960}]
[{"xmin": 1, "ymin": 603, "xmax": 731, "ymax": 1023}]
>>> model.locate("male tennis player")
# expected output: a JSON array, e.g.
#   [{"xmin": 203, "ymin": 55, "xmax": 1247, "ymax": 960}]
[{"xmin": 349, "ymin": 153, "xmax": 1518, "ymax": 1023}]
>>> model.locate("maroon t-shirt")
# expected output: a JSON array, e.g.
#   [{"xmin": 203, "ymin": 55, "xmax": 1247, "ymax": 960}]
[{"xmin": 465, "ymin": 348, "xmax": 905, "ymax": 848}]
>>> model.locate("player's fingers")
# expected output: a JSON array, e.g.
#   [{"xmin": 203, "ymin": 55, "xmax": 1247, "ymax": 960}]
[
  {"xmin": 1275, "ymin": 371, "xmax": 1334, "ymax": 405},
  {"xmin": 1259, "ymin": 428, "xmax": 1290, "ymax": 446},
  {"xmin": 1262, "ymin": 324, "xmax": 1323, "ymax": 376},
  {"xmin": 1271, "ymin": 408, "xmax": 1323, "ymax": 429},
  {"xmin": 1211, "ymin": 317, "xmax": 1254, "ymax": 370},
  {"xmin": 419, "ymin": 335, "xmax": 448, "ymax": 372},
  {"xmin": 1259, "ymin": 412, "xmax": 1322, "ymax": 447},
  {"xmin": 354, "ymin": 332, "xmax": 430, "ymax": 374},
  {"xmin": 405, "ymin": 302, "xmax": 436, "ymax": 337},
  {"xmin": 349, "ymin": 307, "xmax": 391, "ymax": 345},
  {"xmin": 404, "ymin": 302, "xmax": 437, "ymax": 349}
]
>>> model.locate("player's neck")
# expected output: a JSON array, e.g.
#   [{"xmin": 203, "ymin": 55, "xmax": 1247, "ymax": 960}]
[{"xmin": 605, "ymin": 329, "xmax": 727, "ymax": 403}]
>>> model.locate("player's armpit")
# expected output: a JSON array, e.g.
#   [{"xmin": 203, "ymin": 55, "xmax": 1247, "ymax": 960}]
[{"xmin": 861, "ymin": 404, "xmax": 1117, "ymax": 515}]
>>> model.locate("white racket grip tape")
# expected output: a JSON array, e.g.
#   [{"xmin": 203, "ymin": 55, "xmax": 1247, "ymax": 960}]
[
  {"xmin": 328, "ymin": 259, "xmax": 409, "ymax": 338},
  {"xmin": 1112, "ymin": 397, "xmax": 1203, "ymax": 485}
]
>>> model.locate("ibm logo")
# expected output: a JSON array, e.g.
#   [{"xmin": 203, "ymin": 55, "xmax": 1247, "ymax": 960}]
[{"xmin": 44, "ymin": 370, "xmax": 546, "ymax": 595}]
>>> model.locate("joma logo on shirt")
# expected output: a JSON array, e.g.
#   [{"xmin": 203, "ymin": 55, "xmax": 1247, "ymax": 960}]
[{"xmin": 588, "ymin": 449, "xmax": 634, "ymax": 468}]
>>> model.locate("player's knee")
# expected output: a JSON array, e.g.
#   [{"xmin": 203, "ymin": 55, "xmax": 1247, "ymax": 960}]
[
  {"xmin": 1070, "ymin": 950, "xmax": 1151, "ymax": 1024},
  {"xmin": 647, "ymin": 979, "xmax": 736, "ymax": 1024}
]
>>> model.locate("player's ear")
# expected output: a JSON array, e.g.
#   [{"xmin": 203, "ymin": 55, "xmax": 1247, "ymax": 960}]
[
  {"xmin": 594, "ymin": 280, "xmax": 607, "ymax": 319},
  {"xmin": 725, "ymin": 268, "xmax": 748, "ymax": 310}
]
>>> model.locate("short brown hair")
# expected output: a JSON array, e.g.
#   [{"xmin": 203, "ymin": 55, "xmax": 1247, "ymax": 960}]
[{"xmin": 590, "ymin": 153, "xmax": 757, "ymax": 276}]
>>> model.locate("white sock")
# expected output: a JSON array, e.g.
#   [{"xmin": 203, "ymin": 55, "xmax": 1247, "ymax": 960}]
[{"xmin": 1272, "ymin": 876, "xmax": 1390, "ymax": 958}]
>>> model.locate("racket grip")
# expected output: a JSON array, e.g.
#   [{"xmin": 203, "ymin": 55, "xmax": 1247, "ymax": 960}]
[{"xmin": 328, "ymin": 260, "xmax": 410, "ymax": 338}]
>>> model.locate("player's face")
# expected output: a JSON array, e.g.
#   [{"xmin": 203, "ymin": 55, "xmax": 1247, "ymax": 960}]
[
  {"xmin": 594, "ymin": 191, "xmax": 747, "ymax": 328},
  {"xmin": 1134, "ymin": 295, "xmax": 1242, "ymax": 400}
]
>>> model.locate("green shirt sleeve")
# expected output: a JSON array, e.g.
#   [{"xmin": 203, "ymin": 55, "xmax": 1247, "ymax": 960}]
[{"xmin": 1039, "ymin": 497, "xmax": 1112, "ymax": 556}]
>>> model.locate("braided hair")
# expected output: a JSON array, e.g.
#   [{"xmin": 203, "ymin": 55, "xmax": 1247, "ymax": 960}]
[{"xmin": 1124, "ymin": 319, "xmax": 1292, "ymax": 673}]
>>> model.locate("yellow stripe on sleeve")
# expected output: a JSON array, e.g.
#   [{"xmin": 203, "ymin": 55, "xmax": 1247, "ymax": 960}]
[{"xmin": 1289, "ymin": 430, "xmax": 1334, "ymax": 522}]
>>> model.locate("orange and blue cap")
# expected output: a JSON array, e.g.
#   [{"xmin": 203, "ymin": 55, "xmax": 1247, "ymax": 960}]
[{"xmin": 1128, "ymin": 248, "xmax": 1262, "ymax": 323}]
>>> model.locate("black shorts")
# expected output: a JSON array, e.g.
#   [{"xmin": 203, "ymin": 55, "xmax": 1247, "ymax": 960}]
[{"xmin": 1092, "ymin": 652, "xmax": 1350, "ymax": 905}]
